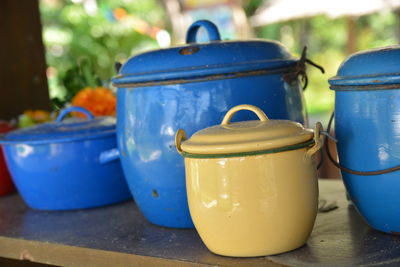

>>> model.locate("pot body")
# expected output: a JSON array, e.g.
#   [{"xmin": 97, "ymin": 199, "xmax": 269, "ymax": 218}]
[
  {"xmin": 184, "ymin": 148, "xmax": 318, "ymax": 257},
  {"xmin": 335, "ymin": 89, "xmax": 400, "ymax": 233},
  {"xmin": 2, "ymin": 136, "xmax": 131, "ymax": 210},
  {"xmin": 0, "ymin": 149, "xmax": 14, "ymax": 196},
  {"xmin": 117, "ymin": 74, "xmax": 306, "ymax": 228}
]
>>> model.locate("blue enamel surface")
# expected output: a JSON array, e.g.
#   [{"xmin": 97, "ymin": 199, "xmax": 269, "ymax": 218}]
[
  {"xmin": 335, "ymin": 88, "xmax": 400, "ymax": 233},
  {"xmin": 116, "ymin": 74, "xmax": 306, "ymax": 228},
  {"xmin": 330, "ymin": 45, "xmax": 400, "ymax": 87},
  {"xmin": 1, "ymin": 136, "xmax": 131, "ymax": 210}
]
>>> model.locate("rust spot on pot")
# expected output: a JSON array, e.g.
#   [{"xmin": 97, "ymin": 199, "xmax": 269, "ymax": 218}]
[
  {"xmin": 179, "ymin": 46, "xmax": 200, "ymax": 55},
  {"xmin": 152, "ymin": 189, "xmax": 159, "ymax": 198}
]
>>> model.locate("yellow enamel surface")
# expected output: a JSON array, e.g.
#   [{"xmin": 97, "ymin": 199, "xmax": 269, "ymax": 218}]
[
  {"xmin": 185, "ymin": 148, "xmax": 318, "ymax": 257},
  {"xmin": 181, "ymin": 120, "xmax": 313, "ymax": 155}
]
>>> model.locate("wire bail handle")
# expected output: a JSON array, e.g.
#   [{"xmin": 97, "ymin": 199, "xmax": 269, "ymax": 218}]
[
  {"xmin": 305, "ymin": 122, "xmax": 325, "ymax": 161},
  {"xmin": 326, "ymin": 112, "xmax": 400, "ymax": 175},
  {"xmin": 285, "ymin": 46, "xmax": 325, "ymax": 90}
]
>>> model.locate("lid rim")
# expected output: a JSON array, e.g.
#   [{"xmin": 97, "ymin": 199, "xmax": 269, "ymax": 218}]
[
  {"xmin": 116, "ymin": 58, "xmax": 297, "ymax": 79},
  {"xmin": 2, "ymin": 116, "xmax": 116, "ymax": 144},
  {"xmin": 181, "ymin": 139, "xmax": 314, "ymax": 158},
  {"xmin": 180, "ymin": 118, "xmax": 314, "ymax": 155},
  {"xmin": 330, "ymin": 83, "xmax": 400, "ymax": 91},
  {"xmin": 329, "ymin": 72, "xmax": 400, "ymax": 88},
  {"xmin": 0, "ymin": 130, "xmax": 116, "ymax": 145},
  {"xmin": 113, "ymin": 59, "xmax": 298, "ymax": 87}
]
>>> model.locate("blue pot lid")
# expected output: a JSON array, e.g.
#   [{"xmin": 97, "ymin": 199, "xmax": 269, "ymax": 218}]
[
  {"xmin": 112, "ymin": 20, "xmax": 297, "ymax": 87},
  {"xmin": 0, "ymin": 107, "xmax": 116, "ymax": 145},
  {"xmin": 329, "ymin": 45, "xmax": 400, "ymax": 89}
]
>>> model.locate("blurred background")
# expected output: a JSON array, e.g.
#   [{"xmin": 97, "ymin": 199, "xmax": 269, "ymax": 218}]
[
  {"xmin": 39, "ymin": 0, "xmax": 400, "ymax": 118},
  {"xmin": 2, "ymin": 0, "xmax": 400, "ymax": 179}
]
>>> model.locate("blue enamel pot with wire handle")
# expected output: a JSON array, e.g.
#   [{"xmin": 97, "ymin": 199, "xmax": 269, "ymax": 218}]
[
  {"xmin": 0, "ymin": 107, "xmax": 131, "ymax": 210},
  {"xmin": 329, "ymin": 45, "xmax": 400, "ymax": 234},
  {"xmin": 112, "ymin": 20, "xmax": 320, "ymax": 228}
]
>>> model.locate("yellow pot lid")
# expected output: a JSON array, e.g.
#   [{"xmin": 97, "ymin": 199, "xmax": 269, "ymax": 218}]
[{"xmin": 178, "ymin": 105, "xmax": 314, "ymax": 156}]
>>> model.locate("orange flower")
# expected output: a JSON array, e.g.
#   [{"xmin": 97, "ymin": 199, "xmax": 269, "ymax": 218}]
[
  {"xmin": 72, "ymin": 87, "xmax": 116, "ymax": 117},
  {"xmin": 113, "ymin": 8, "xmax": 127, "ymax": 20}
]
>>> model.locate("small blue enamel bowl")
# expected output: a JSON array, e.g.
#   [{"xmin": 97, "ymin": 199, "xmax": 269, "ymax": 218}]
[{"xmin": 0, "ymin": 107, "xmax": 131, "ymax": 210}]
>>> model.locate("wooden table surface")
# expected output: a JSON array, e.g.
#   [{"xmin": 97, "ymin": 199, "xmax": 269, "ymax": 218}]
[{"xmin": 0, "ymin": 179, "xmax": 399, "ymax": 267}]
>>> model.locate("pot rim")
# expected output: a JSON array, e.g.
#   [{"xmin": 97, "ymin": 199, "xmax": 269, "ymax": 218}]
[
  {"xmin": 0, "ymin": 107, "xmax": 117, "ymax": 146},
  {"xmin": 180, "ymin": 139, "xmax": 314, "ymax": 159},
  {"xmin": 0, "ymin": 129, "xmax": 116, "ymax": 145},
  {"xmin": 112, "ymin": 59, "xmax": 298, "ymax": 88},
  {"xmin": 329, "ymin": 73, "xmax": 400, "ymax": 90}
]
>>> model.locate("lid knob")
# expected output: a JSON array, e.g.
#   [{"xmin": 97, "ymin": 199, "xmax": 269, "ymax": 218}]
[
  {"xmin": 186, "ymin": 20, "xmax": 221, "ymax": 44},
  {"xmin": 221, "ymin": 104, "xmax": 269, "ymax": 125},
  {"xmin": 56, "ymin": 106, "xmax": 94, "ymax": 123}
]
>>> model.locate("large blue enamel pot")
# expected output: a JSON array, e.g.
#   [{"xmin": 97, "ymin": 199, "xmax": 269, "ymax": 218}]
[
  {"xmin": 329, "ymin": 46, "xmax": 400, "ymax": 234},
  {"xmin": 0, "ymin": 107, "xmax": 131, "ymax": 210},
  {"xmin": 113, "ymin": 20, "xmax": 314, "ymax": 228}
]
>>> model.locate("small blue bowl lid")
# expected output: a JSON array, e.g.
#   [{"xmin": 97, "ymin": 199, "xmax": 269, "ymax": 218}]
[
  {"xmin": 329, "ymin": 45, "xmax": 400, "ymax": 89},
  {"xmin": 0, "ymin": 107, "xmax": 115, "ymax": 145},
  {"xmin": 112, "ymin": 20, "xmax": 297, "ymax": 87}
]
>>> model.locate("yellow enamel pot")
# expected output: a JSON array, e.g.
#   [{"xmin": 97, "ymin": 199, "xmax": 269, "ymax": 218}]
[{"xmin": 175, "ymin": 104, "xmax": 324, "ymax": 257}]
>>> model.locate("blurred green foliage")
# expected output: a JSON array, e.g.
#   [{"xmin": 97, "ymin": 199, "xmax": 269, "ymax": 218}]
[
  {"xmin": 40, "ymin": 0, "xmax": 400, "ymax": 115},
  {"xmin": 253, "ymin": 11, "xmax": 400, "ymax": 114},
  {"xmin": 40, "ymin": 0, "xmax": 166, "ymax": 103},
  {"xmin": 51, "ymin": 58, "xmax": 103, "ymax": 109}
]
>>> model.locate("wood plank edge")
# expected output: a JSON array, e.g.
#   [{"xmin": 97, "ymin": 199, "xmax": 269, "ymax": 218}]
[{"xmin": 0, "ymin": 236, "xmax": 209, "ymax": 267}]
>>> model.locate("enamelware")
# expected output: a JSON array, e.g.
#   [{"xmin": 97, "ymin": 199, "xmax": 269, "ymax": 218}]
[
  {"xmin": 0, "ymin": 107, "xmax": 131, "ymax": 210},
  {"xmin": 329, "ymin": 45, "xmax": 400, "ymax": 234},
  {"xmin": 176, "ymin": 104, "xmax": 323, "ymax": 256},
  {"xmin": 112, "ymin": 20, "xmax": 316, "ymax": 228}
]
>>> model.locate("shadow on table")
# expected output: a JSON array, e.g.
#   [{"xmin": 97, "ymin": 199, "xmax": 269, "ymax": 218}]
[{"xmin": 268, "ymin": 203, "xmax": 400, "ymax": 267}]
